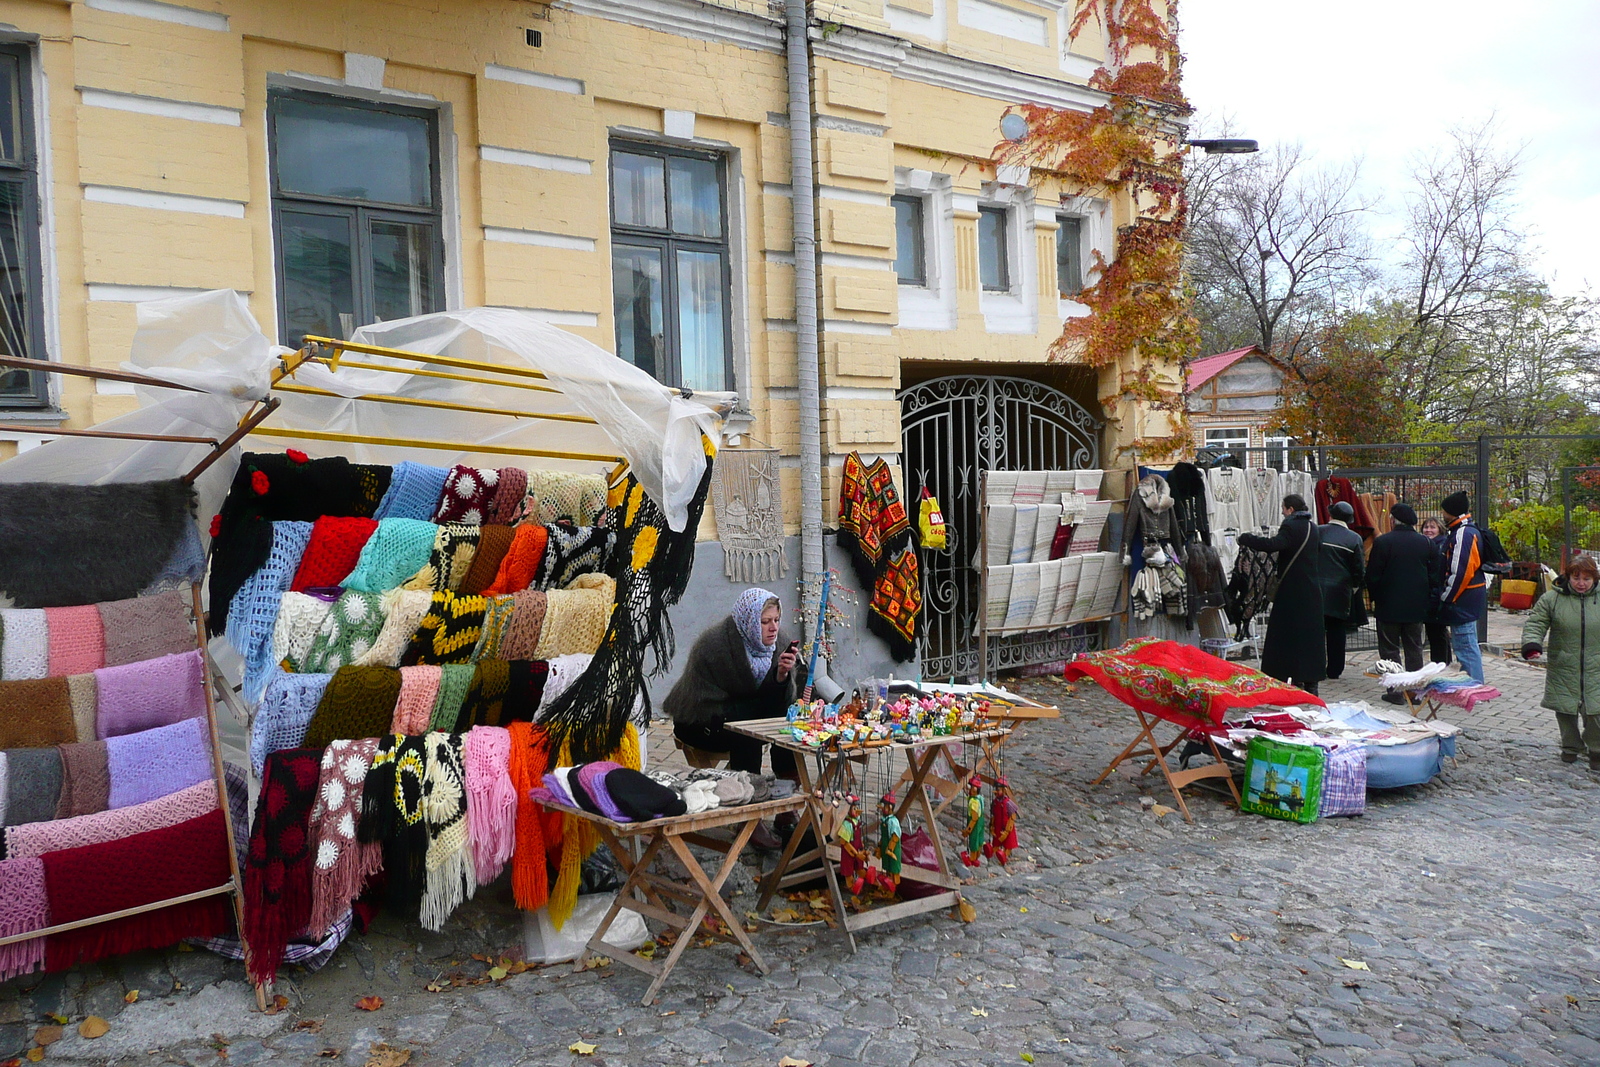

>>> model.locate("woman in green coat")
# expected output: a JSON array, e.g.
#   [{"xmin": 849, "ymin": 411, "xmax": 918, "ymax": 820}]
[{"xmin": 1522, "ymin": 555, "xmax": 1600, "ymax": 767}]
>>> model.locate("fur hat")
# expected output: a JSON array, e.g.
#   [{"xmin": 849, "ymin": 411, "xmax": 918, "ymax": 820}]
[
  {"xmin": 1329, "ymin": 501, "xmax": 1355, "ymax": 523},
  {"xmin": 1390, "ymin": 503, "xmax": 1418, "ymax": 526},
  {"xmin": 1441, "ymin": 492, "xmax": 1471, "ymax": 517}
]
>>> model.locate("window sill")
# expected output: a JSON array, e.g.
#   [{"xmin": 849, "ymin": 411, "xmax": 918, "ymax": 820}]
[{"xmin": 0, "ymin": 406, "xmax": 67, "ymax": 424}]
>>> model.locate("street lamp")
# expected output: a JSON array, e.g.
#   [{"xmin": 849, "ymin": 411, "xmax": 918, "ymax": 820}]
[{"xmin": 1185, "ymin": 138, "xmax": 1259, "ymax": 154}]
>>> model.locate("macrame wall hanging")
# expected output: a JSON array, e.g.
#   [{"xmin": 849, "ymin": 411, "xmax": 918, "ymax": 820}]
[{"xmin": 709, "ymin": 447, "xmax": 786, "ymax": 583}]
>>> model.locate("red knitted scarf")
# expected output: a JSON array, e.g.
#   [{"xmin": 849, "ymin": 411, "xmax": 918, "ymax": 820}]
[
  {"xmin": 244, "ymin": 748, "xmax": 324, "ymax": 986},
  {"xmin": 507, "ymin": 722, "xmax": 550, "ymax": 910}
]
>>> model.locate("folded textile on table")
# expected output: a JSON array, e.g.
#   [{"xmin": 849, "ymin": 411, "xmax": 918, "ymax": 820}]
[
  {"xmin": 244, "ymin": 749, "xmax": 323, "ymax": 986},
  {"xmin": 463, "ymin": 726, "xmax": 516, "ymax": 884},
  {"xmin": 1419, "ymin": 676, "xmax": 1502, "ymax": 713},
  {"xmin": 340, "ymin": 518, "xmax": 438, "ymax": 594},
  {"xmin": 223, "ymin": 520, "xmax": 312, "ymax": 702},
  {"xmin": 606, "ymin": 768, "xmax": 687, "ymax": 821},
  {"xmin": 421, "ymin": 731, "xmax": 476, "ymax": 930},
  {"xmin": 681, "ymin": 778, "xmax": 720, "ymax": 814},
  {"xmin": 94, "ymin": 648, "xmax": 205, "ymax": 740},
  {"xmin": 54, "ymin": 740, "xmax": 109, "ymax": 820},
  {"xmin": 685, "ymin": 767, "xmax": 755, "ymax": 806},
  {"xmin": 302, "ymin": 666, "xmax": 402, "ymax": 749},
  {"xmin": 571, "ymin": 761, "xmax": 628, "ymax": 821},
  {"xmin": 404, "ymin": 522, "xmax": 481, "ymax": 593},
  {"xmin": 106, "ymin": 716, "xmax": 212, "ymax": 810},
  {"xmin": 0, "ymin": 608, "xmax": 48, "ymax": 680},
  {"xmin": 471, "ymin": 595, "xmax": 517, "ymax": 661},
  {"xmin": 391, "ymin": 665, "xmax": 443, "ymax": 735},
  {"xmin": 291, "ymin": 516, "xmax": 379, "ymax": 592},
  {"xmin": 496, "ymin": 589, "xmax": 546, "ymax": 660},
  {"xmin": 433, "ymin": 465, "xmax": 500, "ymax": 525},
  {"xmin": 373, "ymin": 461, "xmax": 451, "ymax": 522},
  {"xmin": 45, "ymin": 606, "xmax": 105, "ymax": 677},
  {"xmin": 0, "ymin": 856, "xmax": 45, "ymax": 981},
  {"xmin": 535, "ymin": 574, "xmax": 615, "ymax": 659},
  {"xmin": 4, "ymin": 748, "xmax": 62, "ymax": 826},
  {"xmin": 0, "ymin": 479, "xmax": 197, "ymax": 608},
  {"xmin": 1063, "ymin": 637, "xmax": 1325, "ymax": 732},
  {"xmin": 8, "ymin": 779, "xmax": 218, "ymax": 859},
  {"xmin": 43, "ymin": 808, "xmax": 232, "ymax": 972},
  {"xmin": 0, "ymin": 677, "xmax": 75, "ymax": 748},
  {"xmin": 351, "ymin": 589, "xmax": 434, "ymax": 668},
  {"xmin": 1380, "ymin": 661, "xmax": 1450, "ymax": 691},
  {"xmin": 483, "ymin": 523, "xmax": 547, "ymax": 595},
  {"xmin": 403, "ymin": 591, "xmax": 488, "ymax": 665},
  {"xmin": 460, "ymin": 525, "xmax": 514, "ymax": 595},
  {"xmin": 535, "ymin": 524, "xmax": 613, "ymax": 591},
  {"xmin": 272, "ymin": 591, "xmax": 335, "ymax": 672},
  {"xmin": 99, "ymin": 589, "xmax": 195, "ymax": 670},
  {"xmin": 517, "ymin": 470, "xmax": 609, "ymax": 527},
  {"xmin": 429, "ymin": 663, "xmax": 476, "ymax": 732},
  {"xmin": 488, "ymin": 468, "xmax": 528, "ymax": 526},
  {"xmin": 307, "ymin": 738, "xmax": 383, "ymax": 939},
  {"xmin": 506, "ymin": 721, "xmax": 550, "ymax": 910},
  {"xmin": 249, "ymin": 670, "xmax": 334, "ymax": 776}
]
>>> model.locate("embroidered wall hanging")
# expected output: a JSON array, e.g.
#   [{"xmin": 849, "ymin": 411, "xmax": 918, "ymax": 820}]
[{"xmin": 709, "ymin": 448, "xmax": 786, "ymax": 583}]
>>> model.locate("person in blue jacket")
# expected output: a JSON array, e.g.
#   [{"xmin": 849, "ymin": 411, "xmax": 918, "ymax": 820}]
[{"xmin": 1438, "ymin": 492, "xmax": 1486, "ymax": 683}]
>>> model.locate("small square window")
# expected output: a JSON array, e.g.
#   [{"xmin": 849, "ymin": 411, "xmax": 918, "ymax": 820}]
[
  {"xmin": 1057, "ymin": 214, "xmax": 1084, "ymax": 297},
  {"xmin": 892, "ymin": 194, "xmax": 926, "ymax": 286},
  {"xmin": 977, "ymin": 206, "xmax": 1009, "ymax": 292}
]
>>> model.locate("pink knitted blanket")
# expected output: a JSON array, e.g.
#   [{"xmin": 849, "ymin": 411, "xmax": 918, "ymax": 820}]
[
  {"xmin": 94, "ymin": 648, "xmax": 206, "ymax": 740},
  {"xmin": 463, "ymin": 726, "xmax": 516, "ymax": 883},
  {"xmin": 106, "ymin": 717, "xmax": 212, "ymax": 810},
  {"xmin": 5, "ymin": 779, "xmax": 218, "ymax": 859},
  {"xmin": 391, "ymin": 665, "xmax": 443, "ymax": 735},
  {"xmin": 45, "ymin": 606, "xmax": 105, "ymax": 676},
  {"xmin": 0, "ymin": 856, "xmax": 46, "ymax": 981}
]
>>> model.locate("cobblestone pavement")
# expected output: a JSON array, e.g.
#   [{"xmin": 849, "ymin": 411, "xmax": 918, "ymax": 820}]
[{"xmin": 7, "ymin": 640, "xmax": 1599, "ymax": 1067}]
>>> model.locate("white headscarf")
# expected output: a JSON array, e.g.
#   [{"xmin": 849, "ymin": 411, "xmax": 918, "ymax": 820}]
[{"xmin": 731, "ymin": 587, "xmax": 780, "ymax": 680}]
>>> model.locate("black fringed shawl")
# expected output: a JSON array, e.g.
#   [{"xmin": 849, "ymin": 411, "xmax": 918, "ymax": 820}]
[
  {"xmin": 357, "ymin": 733, "xmax": 429, "ymax": 904},
  {"xmin": 0, "ymin": 480, "xmax": 196, "ymax": 608},
  {"xmin": 537, "ymin": 447, "xmax": 714, "ymax": 762}
]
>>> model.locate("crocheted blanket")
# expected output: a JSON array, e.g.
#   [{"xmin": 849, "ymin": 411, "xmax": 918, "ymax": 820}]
[
  {"xmin": 302, "ymin": 666, "xmax": 402, "ymax": 748},
  {"xmin": 341, "ymin": 518, "xmax": 438, "ymax": 594},
  {"xmin": 245, "ymin": 748, "xmax": 323, "ymax": 986},
  {"xmin": 0, "ymin": 677, "xmax": 75, "ymax": 748},
  {"xmin": 225, "ymin": 520, "xmax": 312, "ymax": 702},
  {"xmin": 836, "ymin": 452, "xmax": 911, "ymax": 589},
  {"xmin": 249, "ymin": 670, "xmax": 333, "ymax": 776},
  {"xmin": 0, "ymin": 480, "xmax": 197, "ymax": 608},
  {"xmin": 291, "ymin": 516, "xmax": 378, "ymax": 591},
  {"xmin": 867, "ymin": 547, "xmax": 921, "ymax": 663},
  {"xmin": 456, "ymin": 660, "xmax": 511, "ymax": 730},
  {"xmin": 0, "ymin": 857, "xmax": 46, "ymax": 982},
  {"xmin": 373, "ymin": 461, "xmax": 450, "ymax": 522},
  {"xmin": 1062, "ymin": 637, "xmax": 1325, "ymax": 731},
  {"xmin": 0, "ymin": 608, "xmax": 48, "ymax": 680},
  {"xmin": 272, "ymin": 592, "xmax": 334, "ymax": 671},
  {"xmin": 404, "ymin": 523, "xmax": 480, "ymax": 593},
  {"xmin": 460, "ymin": 524, "xmax": 514, "ymax": 595},
  {"xmin": 352, "ymin": 463, "xmax": 392, "ymax": 517},
  {"xmin": 516, "ymin": 470, "xmax": 609, "ymax": 527},
  {"xmin": 352, "ymin": 589, "xmax": 434, "ymax": 669},
  {"xmin": 463, "ymin": 726, "xmax": 516, "ymax": 885},
  {"xmin": 483, "ymin": 524, "xmax": 547, "ymax": 595},
  {"xmin": 430, "ymin": 664, "xmax": 476, "ymax": 732},
  {"xmin": 488, "ymin": 467, "xmax": 528, "ymax": 526},
  {"xmin": 99, "ymin": 589, "xmax": 195, "ymax": 669},
  {"xmin": 421, "ymin": 732, "xmax": 475, "ymax": 931},
  {"xmin": 536, "ymin": 575, "xmax": 614, "ymax": 659},
  {"xmin": 8, "ymin": 779, "xmax": 218, "ymax": 859},
  {"xmin": 55, "ymin": 740, "xmax": 109, "ymax": 820},
  {"xmin": 45, "ymin": 606, "xmax": 104, "ymax": 676},
  {"xmin": 359, "ymin": 734, "xmax": 429, "ymax": 903},
  {"xmin": 42, "ymin": 808, "xmax": 232, "ymax": 972},
  {"xmin": 94, "ymin": 648, "xmax": 206, "ymax": 740},
  {"xmin": 471, "ymin": 595, "xmax": 516, "ymax": 661},
  {"xmin": 497, "ymin": 590, "xmax": 546, "ymax": 660},
  {"xmin": 391, "ymin": 665, "xmax": 443, "ymax": 735},
  {"xmin": 301, "ymin": 591, "xmax": 388, "ymax": 674},
  {"xmin": 106, "ymin": 716, "xmax": 212, "ymax": 810},
  {"xmin": 506, "ymin": 721, "xmax": 550, "ymax": 910},
  {"xmin": 307, "ymin": 739, "xmax": 383, "ymax": 938},
  {"xmin": 404, "ymin": 592, "xmax": 487, "ymax": 665},
  {"xmin": 4, "ymin": 748, "xmax": 62, "ymax": 826},
  {"xmin": 536, "ymin": 524, "xmax": 613, "ymax": 591},
  {"xmin": 433, "ymin": 465, "xmax": 499, "ymax": 525}
]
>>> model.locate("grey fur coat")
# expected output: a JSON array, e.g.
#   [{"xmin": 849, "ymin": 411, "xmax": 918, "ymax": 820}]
[{"xmin": 662, "ymin": 616, "xmax": 797, "ymax": 725}]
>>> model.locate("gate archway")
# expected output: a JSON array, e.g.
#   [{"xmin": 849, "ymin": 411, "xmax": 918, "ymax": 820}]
[{"xmin": 899, "ymin": 374, "xmax": 1102, "ymax": 679}]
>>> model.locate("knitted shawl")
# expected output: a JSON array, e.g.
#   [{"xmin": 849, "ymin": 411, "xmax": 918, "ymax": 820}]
[
  {"xmin": 0, "ymin": 677, "xmax": 75, "ymax": 748},
  {"xmin": 373, "ymin": 461, "xmax": 451, "ymax": 521},
  {"xmin": 868, "ymin": 547, "xmax": 921, "ymax": 663},
  {"xmin": 43, "ymin": 808, "xmax": 232, "ymax": 972},
  {"xmin": 421, "ymin": 732, "xmax": 475, "ymax": 931},
  {"xmin": 459, "ymin": 525, "xmax": 514, "ymax": 595},
  {"xmin": 351, "ymin": 463, "xmax": 393, "ymax": 517},
  {"xmin": 506, "ymin": 721, "xmax": 550, "ymax": 910},
  {"xmin": 94, "ymin": 648, "xmax": 206, "ymax": 740},
  {"xmin": 404, "ymin": 523, "xmax": 480, "ymax": 593},
  {"xmin": 391, "ymin": 665, "xmax": 443, "ymax": 734},
  {"xmin": 433, "ymin": 466, "xmax": 499, "ymax": 525},
  {"xmin": 0, "ymin": 608, "xmax": 48, "ymax": 680},
  {"xmin": 0, "ymin": 479, "xmax": 197, "ymax": 608},
  {"xmin": 9, "ymin": 779, "xmax": 218, "ymax": 859},
  {"xmin": 4, "ymin": 748, "xmax": 62, "ymax": 826},
  {"xmin": 516, "ymin": 471, "xmax": 609, "ymax": 526},
  {"xmin": 243, "ymin": 749, "xmax": 323, "ymax": 986},
  {"xmin": 504, "ymin": 660, "xmax": 548, "ymax": 724},
  {"xmin": 535, "ymin": 524, "xmax": 613, "ymax": 590},
  {"xmin": 358, "ymin": 734, "xmax": 429, "ymax": 903},
  {"xmin": 54, "ymin": 740, "xmax": 109, "ymax": 820},
  {"xmin": 341, "ymin": 518, "xmax": 439, "ymax": 593},
  {"xmin": 106, "ymin": 716, "xmax": 212, "ymax": 810},
  {"xmin": 352, "ymin": 589, "xmax": 434, "ymax": 668},
  {"xmin": 307, "ymin": 738, "xmax": 383, "ymax": 938},
  {"xmin": 99, "ymin": 589, "xmax": 195, "ymax": 669},
  {"xmin": 249, "ymin": 670, "xmax": 333, "ymax": 776},
  {"xmin": 0, "ymin": 856, "xmax": 45, "ymax": 981},
  {"xmin": 429, "ymin": 664, "xmax": 476, "ymax": 731},
  {"xmin": 403, "ymin": 592, "xmax": 487, "ymax": 665},
  {"xmin": 456, "ymin": 660, "xmax": 511, "ymax": 729},
  {"xmin": 301, "ymin": 591, "xmax": 388, "ymax": 674},
  {"xmin": 463, "ymin": 726, "xmax": 516, "ymax": 884},
  {"xmin": 140, "ymin": 521, "xmax": 206, "ymax": 595},
  {"xmin": 488, "ymin": 468, "xmax": 528, "ymax": 525},
  {"xmin": 836, "ymin": 452, "xmax": 912, "ymax": 589},
  {"xmin": 535, "ymin": 575, "xmax": 614, "ymax": 659},
  {"xmin": 497, "ymin": 590, "xmax": 546, "ymax": 660},
  {"xmin": 471, "ymin": 595, "xmax": 517, "ymax": 661},
  {"xmin": 272, "ymin": 592, "xmax": 334, "ymax": 671},
  {"xmin": 302, "ymin": 666, "xmax": 402, "ymax": 749},
  {"xmin": 224, "ymin": 520, "xmax": 312, "ymax": 702},
  {"xmin": 291, "ymin": 516, "xmax": 378, "ymax": 591},
  {"xmin": 67, "ymin": 674, "xmax": 97, "ymax": 745},
  {"xmin": 483, "ymin": 524, "xmax": 548, "ymax": 595},
  {"xmin": 45, "ymin": 606, "xmax": 105, "ymax": 676},
  {"xmin": 0, "ymin": 752, "xmax": 7, "ymax": 824}
]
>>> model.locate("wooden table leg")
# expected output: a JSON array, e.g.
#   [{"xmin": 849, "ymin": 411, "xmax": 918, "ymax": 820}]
[
  {"xmin": 665, "ymin": 822, "xmax": 770, "ymax": 973},
  {"xmin": 756, "ymin": 755, "xmax": 856, "ymax": 953},
  {"xmin": 1091, "ymin": 715, "xmax": 1161, "ymax": 786},
  {"xmin": 904, "ymin": 747, "xmax": 959, "ymax": 903},
  {"xmin": 575, "ymin": 832, "xmax": 668, "ymax": 976}
]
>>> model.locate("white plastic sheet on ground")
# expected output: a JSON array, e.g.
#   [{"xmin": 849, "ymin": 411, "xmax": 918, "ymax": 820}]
[{"xmin": 0, "ymin": 291, "xmax": 733, "ymax": 533}]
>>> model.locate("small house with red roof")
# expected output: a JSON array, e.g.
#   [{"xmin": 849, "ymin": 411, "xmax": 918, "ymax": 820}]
[{"xmin": 1185, "ymin": 345, "xmax": 1294, "ymax": 464}]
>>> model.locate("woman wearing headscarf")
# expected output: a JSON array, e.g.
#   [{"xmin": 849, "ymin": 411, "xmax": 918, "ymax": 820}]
[
  {"xmin": 1522, "ymin": 555, "xmax": 1600, "ymax": 768},
  {"xmin": 664, "ymin": 587, "xmax": 799, "ymax": 846}
]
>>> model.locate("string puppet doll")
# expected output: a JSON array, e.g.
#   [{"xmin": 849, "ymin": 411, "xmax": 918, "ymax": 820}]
[
  {"xmin": 876, "ymin": 791, "xmax": 902, "ymax": 892},
  {"xmin": 959, "ymin": 776, "xmax": 986, "ymax": 868},
  {"xmin": 984, "ymin": 776, "xmax": 1018, "ymax": 866},
  {"xmin": 835, "ymin": 794, "xmax": 871, "ymax": 895}
]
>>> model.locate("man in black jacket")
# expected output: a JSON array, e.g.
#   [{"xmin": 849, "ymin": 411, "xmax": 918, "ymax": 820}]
[
  {"xmin": 1365, "ymin": 502, "xmax": 1441, "ymax": 685},
  {"xmin": 1318, "ymin": 501, "xmax": 1367, "ymax": 680},
  {"xmin": 1239, "ymin": 494, "xmax": 1325, "ymax": 695}
]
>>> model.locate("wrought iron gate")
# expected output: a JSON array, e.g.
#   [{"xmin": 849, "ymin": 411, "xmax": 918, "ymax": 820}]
[
  {"xmin": 1563, "ymin": 466, "xmax": 1600, "ymax": 564},
  {"xmin": 899, "ymin": 375, "xmax": 1102, "ymax": 680}
]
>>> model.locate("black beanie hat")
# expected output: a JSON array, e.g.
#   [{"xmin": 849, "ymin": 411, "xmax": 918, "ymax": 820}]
[
  {"xmin": 1330, "ymin": 501, "xmax": 1355, "ymax": 522},
  {"xmin": 1390, "ymin": 502, "xmax": 1418, "ymax": 526},
  {"xmin": 605, "ymin": 768, "xmax": 688, "ymax": 822},
  {"xmin": 1441, "ymin": 491, "xmax": 1471, "ymax": 517},
  {"xmin": 564, "ymin": 764, "xmax": 605, "ymax": 817}
]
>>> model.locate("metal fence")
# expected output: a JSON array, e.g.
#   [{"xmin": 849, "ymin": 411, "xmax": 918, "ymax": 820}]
[{"xmin": 1562, "ymin": 466, "xmax": 1600, "ymax": 564}]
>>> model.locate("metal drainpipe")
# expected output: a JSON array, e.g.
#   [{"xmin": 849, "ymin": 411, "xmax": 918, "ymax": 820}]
[{"xmin": 785, "ymin": 0, "xmax": 824, "ymax": 586}]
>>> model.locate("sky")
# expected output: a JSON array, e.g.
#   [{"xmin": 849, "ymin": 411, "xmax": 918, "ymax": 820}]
[{"xmin": 1180, "ymin": 0, "xmax": 1600, "ymax": 295}]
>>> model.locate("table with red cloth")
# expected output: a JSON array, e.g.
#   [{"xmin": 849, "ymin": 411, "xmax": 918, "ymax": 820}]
[{"xmin": 1064, "ymin": 638, "xmax": 1325, "ymax": 821}]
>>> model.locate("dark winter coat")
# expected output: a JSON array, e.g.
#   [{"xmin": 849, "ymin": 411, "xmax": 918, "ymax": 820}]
[
  {"xmin": 1239, "ymin": 510, "xmax": 1325, "ymax": 686},
  {"xmin": 662, "ymin": 616, "xmax": 797, "ymax": 726},
  {"xmin": 1365, "ymin": 523, "xmax": 1441, "ymax": 625},
  {"xmin": 1521, "ymin": 577, "xmax": 1600, "ymax": 716},
  {"xmin": 1317, "ymin": 521, "xmax": 1367, "ymax": 624},
  {"xmin": 1439, "ymin": 516, "xmax": 1488, "ymax": 627}
]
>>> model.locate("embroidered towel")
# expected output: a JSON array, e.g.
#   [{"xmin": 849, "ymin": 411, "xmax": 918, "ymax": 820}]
[
  {"xmin": 1052, "ymin": 554, "xmax": 1084, "ymax": 626},
  {"xmin": 1013, "ymin": 472, "xmax": 1047, "ymax": 506},
  {"xmin": 250, "ymin": 670, "xmax": 333, "ymax": 776},
  {"xmin": 1030, "ymin": 559, "xmax": 1062, "ymax": 631},
  {"xmin": 307, "ymin": 739, "xmax": 383, "ymax": 938},
  {"xmin": 340, "ymin": 518, "xmax": 439, "ymax": 593},
  {"xmin": 8, "ymin": 779, "xmax": 218, "ymax": 860},
  {"xmin": 1032, "ymin": 504, "xmax": 1062, "ymax": 564},
  {"xmin": 1074, "ymin": 469, "xmax": 1104, "ymax": 499},
  {"xmin": 54, "ymin": 740, "xmax": 110, "ymax": 820},
  {"xmin": 1089, "ymin": 551, "xmax": 1123, "ymax": 617},
  {"xmin": 984, "ymin": 471, "xmax": 1019, "ymax": 506},
  {"xmin": 106, "ymin": 716, "xmax": 212, "ymax": 810},
  {"xmin": 4, "ymin": 748, "xmax": 62, "ymax": 826},
  {"xmin": 0, "ymin": 608, "xmax": 48, "ymax": 680},
  {"xmin": 45, "ymin": 606, "xmax": 105, "ymax": 676},
  {"xmin": 984, "ymin": 565, "xmax": 1014, "ymax": 631},
  {"xmin": 0, "ymin": 677, "xmax": 75, "ymax": 748},
  {"xmin": 94, "ymin": 648, "xmax": 206, "ymax": 740},
  {"xmin": 1004, "ymin": 562, "xmax": 1041, "ymax": 631},
  {"xmin": 985, "ymin": 507, "xmax": 1016, "ymax": 570},
  {"xmin": 1009, "ymin": 505, "xmax": 1039, "ymax": 565}
]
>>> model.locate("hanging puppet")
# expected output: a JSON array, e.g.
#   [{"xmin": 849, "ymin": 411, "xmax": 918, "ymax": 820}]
[
  {"xmin": 876, "ymin": 792, "xmax": 902, "ymax": 892},
  {"xmin": 835, "ymin": 794, "xmax": 870, "ymax": 895},
  {"xmin": 984, "ymin": 776, "xmax": 1018, "ymax": 866},
  {"xmin": 959, "ymin": 777, "xmax": 986, "ymax": 868}
]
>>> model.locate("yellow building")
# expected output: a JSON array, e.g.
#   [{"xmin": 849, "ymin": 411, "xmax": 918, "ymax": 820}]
[{"xmin": 0, "ymin": 0, "xmax": 1182, "ymax": 679}]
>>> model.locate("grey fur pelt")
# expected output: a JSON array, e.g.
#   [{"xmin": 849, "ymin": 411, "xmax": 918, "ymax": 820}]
[{"xmin": 0, "ymin": 479, "xmax": 197, "ymax": 607}]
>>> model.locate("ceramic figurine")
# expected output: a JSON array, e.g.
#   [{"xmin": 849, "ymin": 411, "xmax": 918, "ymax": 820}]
[
  {"xmin": 877, "ymin": 792, "xmax": 902, "ymax": 892},
  {"xmin": 959, "ymin": 777, "xmax": 986, "ymax": 868},
  {"xmin": 984, "ymin": 776, "xmax": 1018, "ymax": 866}
]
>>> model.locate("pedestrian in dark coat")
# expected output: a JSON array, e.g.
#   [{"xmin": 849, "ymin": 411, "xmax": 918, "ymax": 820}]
[
  {"xmin": 1318, "ymin": 501, "xmax": 1366, "ymax": 680},
  {"xmin": 1439, "ymin": 492, "xmax": 1487, "ymax": 682},
  {"xmin": 1419, "ymin": 517, "xmax": 1452, "ymax": 664},
  {"xmin": 1366, "ymin": 502, "xmax": 1441, "ymax": 676},
  {"xmin": 1239, "ymin": 494, "xmax": 1325, "ymax": 694}
]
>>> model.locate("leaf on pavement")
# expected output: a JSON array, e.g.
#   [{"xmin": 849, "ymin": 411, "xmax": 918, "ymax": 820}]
[
  {"xmin": 487, "ymin": 966, "xmax": 508, "ymax": 981},
  {"xmin": 31, "ymin": 1027, "xmax": 61, "ymax": 1047},
  {"xmin": 363, "ymin": 1042, "xmax": 411, "ymax": 1067},
  {"xmin": 1151, "ymin": 804, "xmax": 1176, "ymax": 818},
  {"xmin": 1229, "ymin": 933, "xmax": 1249, "ymax": 942},
  {"xmin": 1339, "ymin": 959, "xmax": 1370, "ymax": 971},
  {"xmin": 124, "ymin": 990, "xmax": 140, "ymax": 1004},
  {"xmin": 569, "ymin": 1040, "xmax": 597, "ymax": 1055},
  {"xmin": 355, "ymin": 995, "xmax": 385, "ymax": 1011},
  {"xmin": 77, "ymin": 1017, "xmax": 110, "ymax": 1040},
  {"xmin": 25, "ymin": 1048, "xmax": 43, "ymax": 1062},
  {"xmin": 971, "ymin": 1008, "xmax": 989, "ymax": 1017},
  {"xmin": 777, "ymin": 1057, "xmax": 813, "ymax": 1067},
  {"xmin": 958, "ymin": 900, "xmax": 977, "ymax": 923}
]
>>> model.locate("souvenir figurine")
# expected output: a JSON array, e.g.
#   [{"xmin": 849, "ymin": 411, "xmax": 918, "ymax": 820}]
[
  {"xmin": 959, "ymin": 777, "xmax": 986, "ymax": 868},
  {"xmin": 836, "ymin": 794, "xmax": 869, "ymax": 895},
  {"xmin": 984, "ymin": 776, "xmax": 1018, "ymax": 866},
  {"xmin": 877, "ymin": 792, "xmax": 902, "ymax": 892}
]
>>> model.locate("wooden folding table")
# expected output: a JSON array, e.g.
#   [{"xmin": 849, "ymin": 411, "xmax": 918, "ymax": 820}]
[
  {"xmin": 728, "ymin": 718, "xmax": 1011, "ymax": 953},
  {"xmin": 899, "ymin": 697, "xmax": 1059, "ymax": 820},
  {"xmin": 544, "ymin": 794, "xmax": 807, "ymax": 1004},
  {"xmin": 1090, "ymin": 707, "xmax": 1240, "ymax": 823}
]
